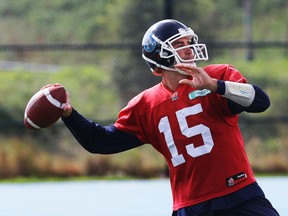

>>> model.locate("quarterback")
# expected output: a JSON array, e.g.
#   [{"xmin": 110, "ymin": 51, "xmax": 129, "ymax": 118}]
[{"xmin": 62, "ymin": 19, "xmax": 279, "ymax": 215}]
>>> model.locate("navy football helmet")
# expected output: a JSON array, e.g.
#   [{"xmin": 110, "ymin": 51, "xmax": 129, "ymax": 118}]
[{"xmin": 142, "ymin": 19, "xmax": 208, "ymax": 73}]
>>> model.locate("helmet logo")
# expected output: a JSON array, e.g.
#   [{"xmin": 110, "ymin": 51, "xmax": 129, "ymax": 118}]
[
  {"xmin": 143, "ymin": 34, "xmax": 156, "ymax": 52},
  {"xmin": 178, "ymin": 28, "xmax": 188, "ymax": 34},
  {"xmin": 162, "ymin": 51, "xmax": 169, "ymax": 56}
]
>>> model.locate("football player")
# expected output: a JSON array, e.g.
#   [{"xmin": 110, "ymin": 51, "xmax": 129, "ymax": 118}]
[{"xmin": 62, "ymin": 19, "xmax": 279, "ymax": 216}]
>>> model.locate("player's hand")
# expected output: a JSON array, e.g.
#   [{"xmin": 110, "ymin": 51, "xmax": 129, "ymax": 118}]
[
  {"xmin": 40, "ymin": 83, "xmax": 63, "ymax": 90},
  {"xmin": 41, "ymin": 83, "xmax": 73, "ymax": 117},
  {"xmin": 175, "ymin": 63, "xmax": 218, "ymax": 92},
  {"xmin": 62, "ymin": 91, "xmax": 73, "ymax": 117}
]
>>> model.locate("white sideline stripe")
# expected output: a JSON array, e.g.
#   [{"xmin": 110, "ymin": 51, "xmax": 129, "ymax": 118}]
[{"xmin": 42, "ymin": 88, "xmax": 66, "ymax": 109}]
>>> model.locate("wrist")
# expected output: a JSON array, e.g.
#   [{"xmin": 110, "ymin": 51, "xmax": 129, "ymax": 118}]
[
  {"xmin": 216, "ymin": 80, "xmax": 225, "ymax": 95},
  {"xmin": 208, "ymin": 78, "xmax": 218, "ymax": 92},
  {"xmin": 62, "ymin": 105, "xmax": 73, "ymax": 118}
]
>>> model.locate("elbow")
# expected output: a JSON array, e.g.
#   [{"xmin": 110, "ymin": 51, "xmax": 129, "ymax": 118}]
[
  {"xmin": 84, "ymin": 146, "xmax": 100, "ymax": 154},
  {"xmin": 250, "ymin": 94, "xmax": 270, "ymax": 113},
  {"xmin": 262, "ymin": 96, "xmax": 270, "ymax": 111},
  {"xmin": 251, "ymin": 85, "xmax": 271, "ymax": 112},
  {"xmin": 78, "ymin": 142, "xmax": 98, "ymax": 154},
  {"xmin": 80, "ymin": 142, "xmax": 107, "ymax": 154},
  {"xmin": 76, "ymin": 137, "xmax": 104, "ymax": 154},
  {"xmin": 80, "ymin": 141, "xmax": 116, "ymax": 155},
  {"xmin": 258, "ymin": 91, "xmax": 270, "ymax": 112}
]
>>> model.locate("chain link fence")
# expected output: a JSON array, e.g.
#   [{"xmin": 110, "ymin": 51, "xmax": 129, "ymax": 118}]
[{"xmin": 0, "ymin": 0, "xmax": 287, "ymax": 178}]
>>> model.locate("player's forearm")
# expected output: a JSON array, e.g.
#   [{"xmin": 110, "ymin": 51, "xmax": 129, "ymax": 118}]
[
  {"xmin": 61, "ymin": 109, "xmax": 143, "ymax": 154},
  {"xmin": 216, "ymin": 80, "xmax": 270, "ymax": 114}
]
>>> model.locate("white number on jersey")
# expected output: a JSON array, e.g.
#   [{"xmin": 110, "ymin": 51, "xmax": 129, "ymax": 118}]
[{"xmin": 158, "ymin": 103, "xmax": 215, "ymax": 167}]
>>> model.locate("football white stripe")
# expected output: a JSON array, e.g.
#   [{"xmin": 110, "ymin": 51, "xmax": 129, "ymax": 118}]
[
  {"xmin": 25, "ymin": 114, "xmax": 41, "ymax": 129},
  {"xmin": 42, "ymin": 88, "xmax": 66, "ymax": 109}
]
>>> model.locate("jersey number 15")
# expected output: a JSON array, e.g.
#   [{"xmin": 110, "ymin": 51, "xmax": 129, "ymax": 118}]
[{"xmin": 158, "ymin": 103, "xmax": 215, "ymax": 167}]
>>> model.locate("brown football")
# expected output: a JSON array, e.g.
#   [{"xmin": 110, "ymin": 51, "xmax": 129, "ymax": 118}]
[{"xmin": 24, "ymin": 84, "xmax": 67, "ymax": 130}]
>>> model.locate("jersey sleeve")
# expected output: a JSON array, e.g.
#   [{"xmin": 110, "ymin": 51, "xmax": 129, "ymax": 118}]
[
  {"xmin": 204, "ymin": 64, "xmax": 247, "ymax": 83},
  {"xmin": 114, "ymin": 97, "xmax": 149, "ymax": 144}
]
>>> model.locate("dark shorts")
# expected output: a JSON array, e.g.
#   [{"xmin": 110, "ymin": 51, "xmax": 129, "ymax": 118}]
[{"xmin": 172, "ymin": 195, "xmax": 279, "ymax": 216}]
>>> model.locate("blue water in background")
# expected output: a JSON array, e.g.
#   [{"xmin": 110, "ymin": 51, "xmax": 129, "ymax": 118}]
[{"xmin": 0, "ymin": 177, "xmax": 287, "ymax": 216}]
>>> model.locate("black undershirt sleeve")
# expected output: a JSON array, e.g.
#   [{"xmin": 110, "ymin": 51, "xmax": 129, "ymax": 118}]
[
  {"xmin": 216, "ymin": 80, "xmax": 270, "ymax": 115},
  {"xmin": 62, "ymin": 109, "xmax": 144, "ymax": 154}
]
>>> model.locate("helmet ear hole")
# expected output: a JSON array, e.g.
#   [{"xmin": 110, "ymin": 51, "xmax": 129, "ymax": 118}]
[
  {"xmin": 153, "ymin": 50, "xmax": 161, "ymax": 60},
  {"xmin": 153, "ymin": 49, "xmax": 175, "ymax": 68}
]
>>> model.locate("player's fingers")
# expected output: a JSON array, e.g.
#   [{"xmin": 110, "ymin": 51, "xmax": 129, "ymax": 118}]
[
  {"xmin": 62, "ymin": 103, "xmax": 72, "ymax": 117},
  {"xmin": 41, "ymin": 83, "xmax": 63, "ymax": 90},
  {"xmin": 62, "ymin": 91, "xmax": 73, "ymax": 117},
  {"xmin": 179, "ymin": 78, "xmax": 193, "ymax": 87},
  {"xmin": 40, "ymin": 84, "xmax": 52, "ymax": 90},
  {"xmin": 54, "ymin": 83, "xmax": 63, "ymax": 87},
  {"xmin": 175, "ymin": 63, "xmax": 200, "ymax": 75}
]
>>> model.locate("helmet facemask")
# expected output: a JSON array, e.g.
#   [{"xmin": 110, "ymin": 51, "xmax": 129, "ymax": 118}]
[{"xmin": 156, "ymin": 28, "xmax": 208, "ymax": 74}]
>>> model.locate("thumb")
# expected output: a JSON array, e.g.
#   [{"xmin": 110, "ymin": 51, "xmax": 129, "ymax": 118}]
[
  {"xmin": 179, "ymin": 79, "xmax": 193, "ymax": 87},
  {"xmin": 62, "ymin": 92, "xmax": 73, "ymax": 117}
]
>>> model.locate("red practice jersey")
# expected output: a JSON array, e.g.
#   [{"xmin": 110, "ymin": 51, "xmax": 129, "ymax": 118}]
[{"xmin": 114, "ymin": 64, "xmax": 256, "ymax": 210}]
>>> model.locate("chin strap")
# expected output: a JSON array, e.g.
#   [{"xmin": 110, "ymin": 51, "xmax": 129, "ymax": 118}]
[{"xmin": 223, "ymin": 81, "xmax": 255, "ymax": 107}]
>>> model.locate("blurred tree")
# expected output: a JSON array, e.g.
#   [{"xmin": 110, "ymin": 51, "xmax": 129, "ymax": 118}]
[
  {"xmin": 106, "ymin": 0, "xmax": 222, "ymax": 104},
  {"xmin": 105, "ymin": 0, "xmax": 163, "ymax": 104}
]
